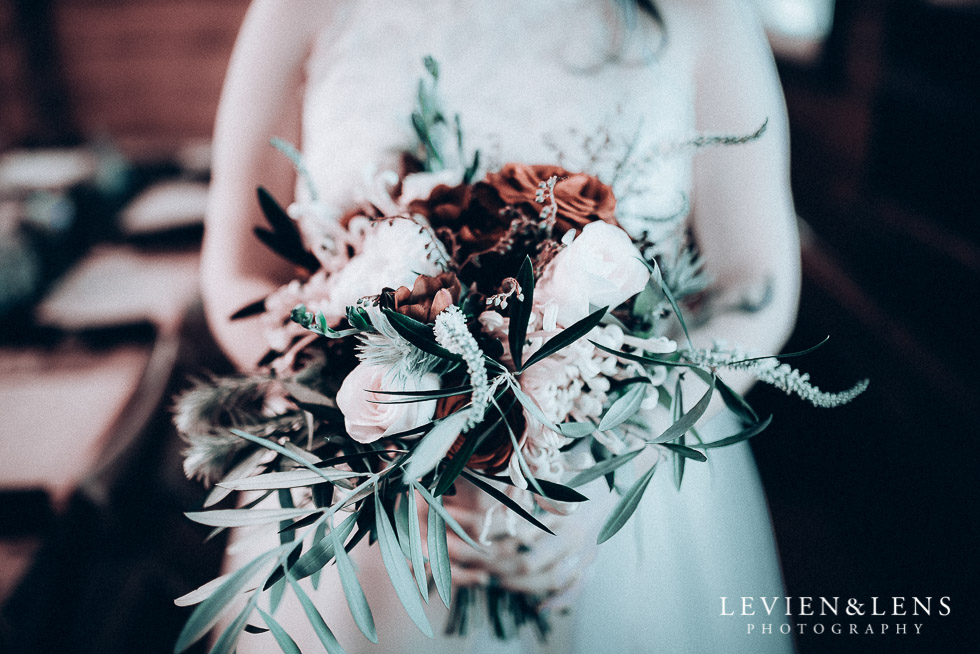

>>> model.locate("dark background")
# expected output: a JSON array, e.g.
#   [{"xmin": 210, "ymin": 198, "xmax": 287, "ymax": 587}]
[{"xmin": 0, "ymin": 1, "xmax": 976, "ymax": 652}]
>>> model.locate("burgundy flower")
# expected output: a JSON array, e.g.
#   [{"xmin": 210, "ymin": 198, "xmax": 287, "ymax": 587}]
[{"xmin": 408, "ymin": 182, "xmax": 510, "ymax": 263}]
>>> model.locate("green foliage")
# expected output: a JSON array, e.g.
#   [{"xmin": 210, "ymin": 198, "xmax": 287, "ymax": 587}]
[
  {"xmin": 566, "ymin": 449, "xmax": 641, "ymax": 488},
  {"xmin": 373, "ymin": 491, "xmax": 433, "ymax": 637},
  {"xmin": 509, "ymin": 257, "xmax": 535, "ymax": 369},
  {"xmin": 331, "ymin": 524, "xmax": 378, "ymax": 643},
  {"xmin": 426, "ymin": 492, "xmax": 453, "ymax": 608},
  {"xmin": 461, "ymin": 471, "xmax": 555, "ymax": 535},
  {"xmin": 597, "ymin": 383, "xmax": 648, "ymax": 432},
  {"xmin": 521, "ymin": 306, "xmax": 608, "ymax": 370},
  {"xmin": 286, "ymin": 572, "xmax": 346, "ymax": 654},
  {"xmin": 597, "ymin": 464, "xmax": 657, "ymax": 544}
]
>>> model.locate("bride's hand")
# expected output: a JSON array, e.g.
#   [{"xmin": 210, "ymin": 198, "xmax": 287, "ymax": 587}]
[{"xmin": 440, "ymin": 478, "xmax": 610, "ymax": 608}]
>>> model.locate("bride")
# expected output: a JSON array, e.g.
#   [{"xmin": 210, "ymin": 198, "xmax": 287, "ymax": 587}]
[{"xmin": 201, "ymin": 1, "xmax": 800, "ymax": 652}]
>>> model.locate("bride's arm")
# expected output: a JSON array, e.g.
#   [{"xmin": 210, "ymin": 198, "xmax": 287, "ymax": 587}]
[
  {"xmin": 686, "ymin": 0, "xmax": 802, "ymax": 398},
  {"xmin": 201, "ymin": 0, "xmax": 333, "ymax": 370}
]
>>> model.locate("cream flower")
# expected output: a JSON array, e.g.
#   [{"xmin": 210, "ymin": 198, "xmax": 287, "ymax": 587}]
[
  {"xmin": 316, "ymin": 218, "xmax": 441, "ymax": 323},
  {"xmin": 336, "ymin": 363, "xmax": 439, "ymax": 444},
  {"xmin": 536, "ymin": 221, "xmax": 650, "ymax": 327}
]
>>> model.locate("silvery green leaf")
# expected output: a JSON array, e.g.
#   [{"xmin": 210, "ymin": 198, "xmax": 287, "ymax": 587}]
[
  {"xmin": 509, "ymin": 257, "xmax": 534, "ymax": 369},
  {"xmin": 463, "ymin": 149, "xmax": 480, "ymax": 184},
  {"xmin": 671, "ymin": 377, "xmax": 686, "ymax": 490},
  {"xmin": 483, "ymin": 474, "xmax": 589, "ymax": 502},
  {"xmin": 219, "ymin": 468, "xmax": 363, "ymax": 491},
  {"xmin": 412, "ymin": 481, "xmax": 484, "ymax": 552},
  {"xmin": 374, "ymin": 492, "xmax": 433, "ymax": 637},
  {"xmin": 590, "ymin": 341, "xmax": 699, "ymax": 369},
  {"xmin": 424, "ymin": 55, "xmax": 439, "ymax": 79},
  {"xmin": 282, "ymin": 440, "xmax": 322, "ymax": 463},
  {"xmin": 597, "ymin": 464, "xmax": 657, "ymax": 544},
  {"xmin": 254, "ymin": 186, "xmax": 319, "ymax": 271},
  {"xmin": 204, "ymin": 449, "xmax": 268, "ymax": 508},
  {"xmin": 660, "ymin": 277, "xmax": 691, "ymax": 348},
  {"xmin": 174, "ymin": 571, "xmax": 233, "ymax": 607},
  {"xmin": 412, "ymin": 112, "xmax": 444, "ymax": 170},
  {"xmin": 289, "ymin": 512, "xmax": 359, "ymax": 581},
  {"xmin": 267, "ymin": 576, "xmax": 287, "ymax": 615},
  {"xmin": 403, "ymin": 411, "xmax": 469, "ymax": 481},
  {"xmin": 672, "ymin": 439, "xmax": 686, "ymax": 490},
  {"xmin": 273, "ymin": 491, "xmax": 295, "ymax": 614},
  {"xmin": 715, "ymin": 377, "xmax": 759, "ymax": 425},
  {"xmin": 370, "ymin": 384, "xmax": 472, "ymax": 401},
  {"xmin": 426, "ymin": 493, "xmax": 452, "ymax": 608},
  {"xmin": 230, "ymin": 429, "xmax": 340, "ymax": 484},
  {"xmin": 557, "ymin": 422, "xmax": 595, "ymax": 438},
  {"xmin": 638, "ymin": 257, "xmax": 691, "ymax": 347},
  {"xmin": 174, "ymin": 545, "xmax": 287, "ymax": 653},
  {"xmin": 521, "ymin": 306, "xmax": 608, "ymax": 370},
  {"xmin": 508, "ymin": 383, "xmax": 561, "ymax": 435},
  {"xmin": 331, "ymin": 524, "xmax": 378, "ymax": 643},
  {"xmin": 632, "ymin": 283, "xmax": 660, "ymax": 319},
  {"xmin": 310, "ymin": 522, "xmax": 327, "ymax": 590},
  {"xmin": 597, "ymin": 383, "xmax": 648, "ymax": 432},
  {"xmin": 407, "ymin": 489, "xmax": 429, "ymax": 600},
  {"xmin": 460, "ymin": 472, "xmax": 554, "ymax": 535},
  {"xmin": 202, "ymin": 491, "xmax": 273, "ymax": 543},
  {"xmin": 383, "ymin": 309, "xmax": 463, "ymax": 362},
  {"xmin": 728, "ymin": 336, "xmax": 830, "ymax": 365},
  {"xmin": 503, "ymin": 423, "xmax": 551, "ymax": 500},
  {"xmin": 286, "ymin": 572, "xmax": 346, "ymax": 654},
  {"xmin": 662, "ymin": 442, "xmax": 707, "ymax": 462},
  {"xmin": 184, "ymin": 508, "xmax": 318, "ymax": 528},
  {"xmin": 209, "ymin": 595, "xmax": 256, "ymax": 654},
  {"xmin": 699, "ymin": 415, "xmax": 773, "ymax": 449},
  {"xmin": 647, "ymin": 380, "xmax": 714, "ymax": 444},
  {"xmin": 257, "ymin": 607, "xmax": 302, "ymax": 654},
  {"xmin": 394, "ymin": 492, "xmax": 412, "ymax": 558},
  {"xmin": 566, "ymin": 449, "xmax": 641, "ymax": 488},
  {"xmin": 269, "ymin": 139, "xmax": 318, "ymax": 204}
]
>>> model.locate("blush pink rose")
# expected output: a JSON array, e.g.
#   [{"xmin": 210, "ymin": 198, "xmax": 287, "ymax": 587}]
[{"xmin": 336, "ymin": 363, "xmax": 439, "ymax": 443}]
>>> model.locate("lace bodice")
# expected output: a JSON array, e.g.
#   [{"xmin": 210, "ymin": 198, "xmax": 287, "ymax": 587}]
[{"xmin": 300, "ymin": 0, "xmax": 698, "ymax": 242}]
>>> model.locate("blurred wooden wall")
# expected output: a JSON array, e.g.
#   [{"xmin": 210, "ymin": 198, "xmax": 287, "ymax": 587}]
[
  {"xmin": 0, "ymin": 1, "xmax": 40, "ymax": 148},
  {"xmin": 1, "ymin": 0, "xmax": 249, "ymax": 152}
]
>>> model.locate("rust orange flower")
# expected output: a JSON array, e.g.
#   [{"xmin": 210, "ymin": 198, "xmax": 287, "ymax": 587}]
[
  {"xmin": 484, "ymin": 163, "xmax": 618, "ymax": 236},
  {"xmin": 436, "ymin": 393, "xmax": 524, "ymax": 475},
  {"xmin": 392, "ymin": 272, "xmax": 462, "ymax": 324}
]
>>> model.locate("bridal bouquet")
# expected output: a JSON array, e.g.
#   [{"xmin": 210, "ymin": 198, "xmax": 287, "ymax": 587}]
[{"xmin": 173, "ymin": 59, "xmax": 866, "ymax": 653}]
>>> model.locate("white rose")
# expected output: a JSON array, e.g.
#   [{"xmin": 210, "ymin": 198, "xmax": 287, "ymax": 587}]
[
  {"xmin": 336, "ymin": 363, "xmax": 440, "ymax": 444},
  {"xmin": 537, "ymin": 221, "xmax": 650, "ymax": 327},
  {"xmin": 317, "ymin": 219, "xmax": 441, "ymax": 322}
]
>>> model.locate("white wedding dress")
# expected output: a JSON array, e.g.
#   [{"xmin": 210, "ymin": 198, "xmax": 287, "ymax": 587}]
[{"xmin": 226, "ymin": 1, "xmax": 793, "ymax": 652}]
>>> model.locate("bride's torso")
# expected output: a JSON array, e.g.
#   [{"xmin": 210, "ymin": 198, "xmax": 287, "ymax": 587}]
[{"xmin": 300, "ymin": 0, "xmax": 699, "ymax": 241}]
